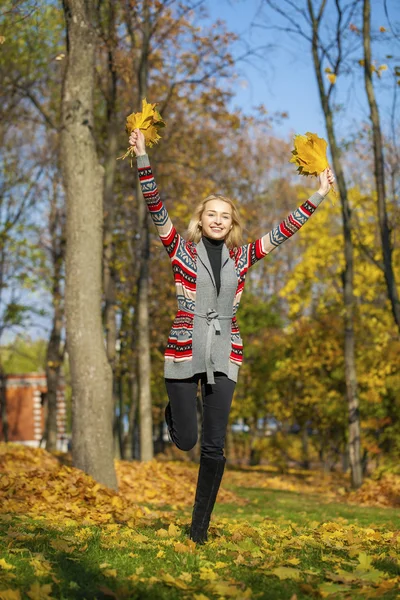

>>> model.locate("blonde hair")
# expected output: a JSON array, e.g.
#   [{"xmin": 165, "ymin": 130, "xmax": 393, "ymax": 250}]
[{"xmin": 186, "ymin": 194, "xmax": 243, "ymax": 249}]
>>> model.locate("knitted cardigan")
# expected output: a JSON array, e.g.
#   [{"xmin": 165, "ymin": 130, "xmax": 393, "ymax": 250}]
[{"xmin": 137, "ymin": 154, "xmax": 324, "ymax": 376}]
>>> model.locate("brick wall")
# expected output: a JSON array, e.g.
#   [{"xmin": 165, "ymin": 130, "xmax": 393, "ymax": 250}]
[{"xmin": 0, "ymin": 373, "xmax": 68, "ymax": 451}]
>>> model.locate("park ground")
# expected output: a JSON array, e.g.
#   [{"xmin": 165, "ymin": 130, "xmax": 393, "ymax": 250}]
[{"xmin": 0, "ymin": 442, "xmax": 399, "ymax": 599}]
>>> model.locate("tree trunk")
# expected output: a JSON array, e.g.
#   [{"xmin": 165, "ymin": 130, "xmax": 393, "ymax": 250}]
[
  {"xmin": 44, "ymin": 323, "xmax": 63, "ymax": 452},
  {"xmin": 0, "ymin": 365, "xmax": 8, "ymax": 442},
  {"xmin": 301, "ymin": 425, "xmax": 310, "ymax": 470},
  {"xmin": 61, "ymin": 0, "xmax": 116, "ymax": 489},
  {"xmin": 135, "ymin": 0, "xmax": 153, "ymax": 462},
  {"xmin": 44, "ymin": 186, "xmax": 65, "ymax": 453},
  {"xmin": 307, "ymin": 0, "xmax": 362, "ymax": 488},
  {"xmin": 136, "ymin": 204, "xmax": 153, "ymax": 461},
  {"xmin": 122, "ymin": 369, "xmax": 138, "ymax": 460},
  {"xmin": 362, "ymin": 0, "xmax": 400, "ymax": 333},
  {"xmin": 103, "ymin": 1, "xmax": 119, "ymax": 371}
]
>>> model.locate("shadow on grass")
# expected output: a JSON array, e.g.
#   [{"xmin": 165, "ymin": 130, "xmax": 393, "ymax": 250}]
[{"xmin": 0, "ymin": 519, "xmax": 192, "ymax": 600}]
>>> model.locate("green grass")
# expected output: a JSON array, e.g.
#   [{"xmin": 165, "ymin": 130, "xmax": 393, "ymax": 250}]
[
  {"xmin": 217, "ymin": 486, "xmax": 400, "ymax": 529},
  {"xmin": 0, "ymin": 478, "xmax": 399, "ymax": 599}
]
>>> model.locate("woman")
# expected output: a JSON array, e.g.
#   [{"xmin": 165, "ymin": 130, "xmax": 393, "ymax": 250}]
[{"xmin": 129, "ymin": 128, "xmax": 334, "ymax": 543}]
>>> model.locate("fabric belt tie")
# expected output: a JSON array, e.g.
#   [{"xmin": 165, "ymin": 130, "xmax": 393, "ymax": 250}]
[{"xmin": 178, "ymin": 303, "xmax": 232, "ymax": 385}]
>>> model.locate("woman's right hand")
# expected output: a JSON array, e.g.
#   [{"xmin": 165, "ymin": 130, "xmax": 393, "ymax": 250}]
[{"xmin": 129, "ymin": 128, "xmax": 146, "ymax": 156}]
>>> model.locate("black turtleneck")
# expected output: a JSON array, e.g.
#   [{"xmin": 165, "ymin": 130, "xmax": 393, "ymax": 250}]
[{"xmin": 202, "ymin": 235, "xmax": 224, "ymax": 296}]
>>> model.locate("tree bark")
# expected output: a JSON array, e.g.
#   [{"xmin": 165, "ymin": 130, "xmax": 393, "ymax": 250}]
[
  {"xmin": 362, "ymin": 0, "xmax": 400, "ymax": 333},
  {"xmin": 103, "ymin": 1, "xmax": 119, "ymax": 370},
  {"xmin": 61, "ymin": 0, "xmax": 116, "ymax": 489},
  {"xmin": 100, "ymin": 2, "xmax": 121, "ymax": 461},
  {"xmin": 135, "ymin": 0, "xmax": 153, "ymax": 462},
  {"xmin": 44, "ymin": 318, "xmax": 64, "ymax": 452},
  {"xmin": 307, "ymin": 0, "xmax": 362, "ymax": 488},
  {"xmin": 0, "ymin": 365, "xmax": 8, "ymax": 442},
  {"xmin": 44, "ymin": 179, "xmax": 65, "ymax": 452},
  {"xmin": 122, "ymin": 368, "xmax": 139, "ymax": 460}
]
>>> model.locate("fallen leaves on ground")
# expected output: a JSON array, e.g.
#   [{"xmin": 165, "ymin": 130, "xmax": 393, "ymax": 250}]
[
  {"xmin": 0, "ymin": 443, "xmax": 244, "ymax": 529},
  {"xmin": 118, "ymin": 457, "xmax": 243, "ymax": 508},
  {"xmin": 1, "ymin": 444, "xmax": 400, "ymax": 599}
]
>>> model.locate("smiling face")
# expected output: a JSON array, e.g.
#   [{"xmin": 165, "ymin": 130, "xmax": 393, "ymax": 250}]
[{"xmin": 199, "ymin": 199, "xmax": 233, "ymax": 241}]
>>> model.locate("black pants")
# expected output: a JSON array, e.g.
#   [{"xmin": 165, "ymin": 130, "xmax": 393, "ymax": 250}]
[{"xmin": 165, "ymin": 372, "xmax": 235, "ymax": 460}]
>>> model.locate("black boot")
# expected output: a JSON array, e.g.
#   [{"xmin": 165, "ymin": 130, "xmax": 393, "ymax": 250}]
[{"xmin": 189, "ymin": 456, "xmax": 226, "ymax": 544}]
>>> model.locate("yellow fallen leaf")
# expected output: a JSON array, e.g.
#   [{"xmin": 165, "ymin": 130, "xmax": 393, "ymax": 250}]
[
  {"xmin": 50, "ymin": 540, "xmax": 75, "ymax": 553},
  {"xmin": 210, "ymin": 582, "xmax": 252, "ymax": 598},
  {"xmin": 0, "ymin": 591, "xmax": 21, "ymax": 600},
  {"xmin": 132, "ymin": 533, "xmax": 149, "ymax": 543},
  {"xmin": 199, "ymin": 567, "xmax": 218, "ymax": 581},
  {"xmin": 103, "ymin": 569, "xmax": 117, "ymax": 578},
  {"xmin": 272, "ymin": 566, "xmax": 301, "ymax": 580},
  {"xmin": 174, "ymin": 542, "xmax": 189, "ymax": 553},
  {"xmin": 161, "ymin": 573, "xmax": 188, "ymax": 590},
  {"xmin": 26, "ymin": 582, "xmax": 55, "ymax": 600},
  {"xmin": 156, "ymin": 528, "xmax": 169, "ymax": 538},
  {"xmin": 174, "ymin": 539, "xmax": 196, "ymax": 553},
  {"xmin": 286, "ymin": 557, "xmax": 301, "ymax": 566},
  {"xmin": 168, "ymin": 523, "xmax": 180, "ymax": 537},
  {"xmin": 319, "ymin": 582, "xmax": 352, "ymax": 597},
  {"xmin": 0, "ymin": 559, "xmax": 15, "ymax": 571}
]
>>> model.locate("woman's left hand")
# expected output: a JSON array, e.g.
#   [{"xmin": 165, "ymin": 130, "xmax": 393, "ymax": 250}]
[{"xmin": 318, "ymin": 167, "xmax": 335, "ymax": 197}]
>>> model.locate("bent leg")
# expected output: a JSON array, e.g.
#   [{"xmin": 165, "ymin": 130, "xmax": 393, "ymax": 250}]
[{"xmin": 164, "ymin": 376, "xmax": 199, "ymax": 451}]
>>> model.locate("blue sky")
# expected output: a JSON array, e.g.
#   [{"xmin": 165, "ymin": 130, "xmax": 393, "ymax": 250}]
[{"xmin": 206, "ymin": 0, "xmax": 400, "ymax": 143}]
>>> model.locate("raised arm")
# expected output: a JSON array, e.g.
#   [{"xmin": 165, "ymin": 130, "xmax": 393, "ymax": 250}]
[
  {"xmin": 130, "ymin": 128, "xmax": 181, "ymax": 260},
  {"xmin": 241, "ymin": 168, "xmax": 335, "ymax": 269}
]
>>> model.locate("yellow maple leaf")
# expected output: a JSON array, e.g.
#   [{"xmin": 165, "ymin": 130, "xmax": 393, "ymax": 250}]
[
  {"xmin": 156, "ymin": 528, "xmax": 169, "ymax": 538},
  {"xmin": 119, "ymin": 98, "xmax": 166, "ymax": 166},
  {"xmin": 327, "ymin": 73, "xmax": 337, "ymax": 84},
  {"xmin": 103, "ymin": 568, "xmax": 117, "ymax": 578},
  {"xmin": 0, "ymin": 591, "xmax": 21, "ymax": 600},
  {"xmin": 168, "ymin": 523, "xmax": 180, "ymax": 537},
  {"xmin": 290, "ymin": 132, "xmax": 329, "ymax": 177},
  {"xmin": 0, "ymin": 558, "xmax": 15, "ymax": 571},
  {"xmin": 161, "ymin": 573, "xmax": 188, "ymax": 590},
  {"xmin": 26, "ymin": 582, "xmax": 54, "ymax": 600},
  {"xmin": 272, "ymin": 566, "xmax": 301, "ymax": 580}
]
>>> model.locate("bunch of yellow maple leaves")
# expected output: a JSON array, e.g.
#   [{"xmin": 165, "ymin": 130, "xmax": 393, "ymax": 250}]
[{"xmin": 118, "ymin": 98, "xmax": 165, "ymax": 165}]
